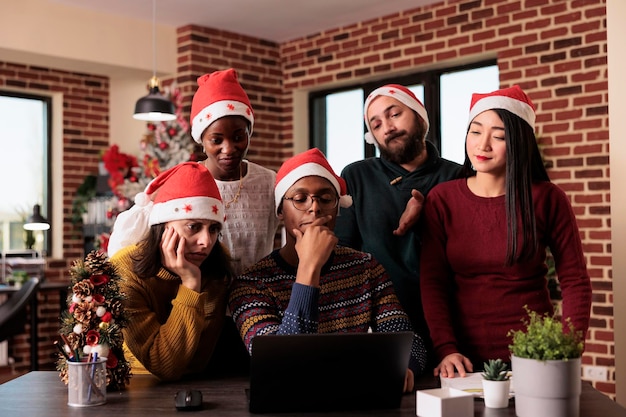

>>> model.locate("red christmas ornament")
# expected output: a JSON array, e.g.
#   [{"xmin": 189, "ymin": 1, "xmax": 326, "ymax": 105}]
[
  {"xmin": 168, "ymin": 127, "xmax": 177, "ymax": 136},
  {"xmin": 159, "ymin": 142, "xmax": 169, "ymax": 150}
]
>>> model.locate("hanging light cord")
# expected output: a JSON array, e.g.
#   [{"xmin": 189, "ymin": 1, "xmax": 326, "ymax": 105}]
[{"xmin": 152, "ymin": 0, "xmax": 157, "ymax": 79}]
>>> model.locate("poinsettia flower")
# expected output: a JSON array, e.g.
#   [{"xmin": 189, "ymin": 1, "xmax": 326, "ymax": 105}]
[
  {"xmin": 90, "ymin": 274, "xmax": 110, "ymax": 286},
  {"xmin": 86, "ymin": 330, "xmax": 100, "ymax": 346}
]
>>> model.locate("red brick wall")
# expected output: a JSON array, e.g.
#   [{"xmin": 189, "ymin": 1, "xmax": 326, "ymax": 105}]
[
  {"xmin": 1, "ymin": 0, "xmax": 613, "ymax": 398},
  {"xmin": 174, "ymin": 25, "xmax": 285, "ymax": 171},
  {"xmin": 276, "ymin": 0, "xmax": 612, "ymax": 396},
  {"xmin": 178, "ymin": 0, "xmax": 612, "ymax": 396},
  {"xmin": 0, "ymin": 62, "xmax": 109, "ymax": 371}
]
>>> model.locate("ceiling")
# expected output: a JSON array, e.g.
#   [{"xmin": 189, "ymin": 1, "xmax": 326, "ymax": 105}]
[{"xmin": 50, "ymin": 0, "xmax": 439, "ymax": 43}]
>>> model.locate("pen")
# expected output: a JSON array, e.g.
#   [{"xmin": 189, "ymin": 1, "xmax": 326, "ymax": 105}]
[
  {"xmin": 59, "ymin": 334, "xmax": 75, "ymax": 361},
  {"xmin": 54, "ymin": 341, "xmax": 71, "ymax": 361},
  {"xmin": 87, "ymin": 352, "xmax": 98, "ymax": 402}
]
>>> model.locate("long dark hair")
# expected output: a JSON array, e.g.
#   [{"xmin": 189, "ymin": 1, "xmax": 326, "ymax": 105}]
[
  {"xmin": 462, "ymin": 109, "xmax": 550, "ymax": 266},
  {"xmin": 131, "ymin": 223, "xmax": 234, "ymax": 283}
]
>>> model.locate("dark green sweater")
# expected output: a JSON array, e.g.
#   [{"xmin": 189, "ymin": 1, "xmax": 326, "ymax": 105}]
[{"xmin": 335, "ymin": 142, "xmax": 461, "ymax": 341}]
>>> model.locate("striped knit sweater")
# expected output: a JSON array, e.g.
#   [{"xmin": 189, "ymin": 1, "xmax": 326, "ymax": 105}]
[{"xmin": 228, "ymin": 246, "xmax": 428, "ymax": 375}]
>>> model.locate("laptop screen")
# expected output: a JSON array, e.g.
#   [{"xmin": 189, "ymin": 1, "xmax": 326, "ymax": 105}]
[{"xmin": 248, "ymin": 331, "xmax": 413, "ymax": 413}]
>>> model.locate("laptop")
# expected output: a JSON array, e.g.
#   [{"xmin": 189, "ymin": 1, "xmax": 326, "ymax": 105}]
[{"xmin": 247, "ymin": 331, "xmax": 413, "ymax": 413}]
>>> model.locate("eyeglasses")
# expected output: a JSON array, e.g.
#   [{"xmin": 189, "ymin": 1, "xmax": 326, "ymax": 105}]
[{"xmin": 283, "ymin": 193, "xmax": 339, "ymax": 212}]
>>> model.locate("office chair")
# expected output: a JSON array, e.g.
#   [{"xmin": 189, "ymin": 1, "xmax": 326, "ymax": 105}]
[{"xmin": 0, "ymin": 277, "xmax": 40, "ymax": 342}]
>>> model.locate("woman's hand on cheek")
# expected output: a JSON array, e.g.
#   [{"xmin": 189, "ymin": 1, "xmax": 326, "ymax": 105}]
[{"xmin": 161, "ymin": 227, "xmax": 201, "ymax": 292}]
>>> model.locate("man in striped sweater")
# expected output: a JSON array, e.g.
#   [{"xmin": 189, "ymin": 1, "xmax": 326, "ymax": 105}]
[{"xmin": 228, "ymin": 148, "xmax": 428, "ymax": 392}]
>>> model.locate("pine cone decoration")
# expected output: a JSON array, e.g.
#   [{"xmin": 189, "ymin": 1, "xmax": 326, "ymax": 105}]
[
  {"xmin": 84, "ymin": 250, "xmax": 108, "ymax": 272},
  {"xmin": 73, "ymin": 302, "xmax": 95, "ymax": 326},
  {"xmin": 73, "ymin": 279, "xmax": 94, "ymax": 298},
  {"xmin": 106, "ymin": 299, "xmax": 123, "ymax": 318}
]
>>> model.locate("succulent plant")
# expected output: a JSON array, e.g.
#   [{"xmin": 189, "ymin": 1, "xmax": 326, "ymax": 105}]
[{"xmin": 482, "ymin": 358, "xmax": 510, "ymax": 381}]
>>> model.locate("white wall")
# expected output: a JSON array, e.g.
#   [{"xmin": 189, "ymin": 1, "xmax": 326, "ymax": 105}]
[
  {"xmin": 607, "ymin": 0, "xmax": 626, "ymax": 406},
  {"xmin": 0, "ymin": 0, "xmax": 177, "ymax": 154}
]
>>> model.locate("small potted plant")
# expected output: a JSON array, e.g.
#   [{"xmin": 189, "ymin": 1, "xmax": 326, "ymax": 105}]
[
  {"xmin": 481, "ymin": 358, "xmax": 511, "ymax": 408},
  {"xmin": 508, "ymin": 306, "xmax": 584, "ymax": 417}
]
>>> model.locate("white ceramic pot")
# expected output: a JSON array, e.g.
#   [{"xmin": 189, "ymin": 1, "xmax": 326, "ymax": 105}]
[
  {"xmin": 511, "ymin": 355, "xmax": 581, "ymax": 417},
  {"xmin": 482, "ymin": 379, "xmax": 511, "ymax": 408}
]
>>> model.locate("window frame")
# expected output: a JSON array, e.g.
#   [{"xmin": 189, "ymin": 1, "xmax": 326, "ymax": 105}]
[
  {"xmin": 0, "ymin": 90, "xmax": 52, "ymax": 255},
  {"xmin": 308, "ymin": 59, "xmax": 497, "ymax": 159}
]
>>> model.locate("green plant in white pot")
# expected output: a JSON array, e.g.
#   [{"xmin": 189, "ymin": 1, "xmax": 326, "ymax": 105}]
[
  {"xmin": 481, "ymin": 359, "xmax": 511, "ymax": 408},
  {"xmin": 508, "ymin": 307, "xmax": 584, "ymax": 417}
]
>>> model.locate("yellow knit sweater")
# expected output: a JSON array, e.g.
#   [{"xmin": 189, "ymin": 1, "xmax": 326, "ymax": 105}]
[{"xmin": 111, "ymin": 245, "xmax": 229, "ymax": 381}]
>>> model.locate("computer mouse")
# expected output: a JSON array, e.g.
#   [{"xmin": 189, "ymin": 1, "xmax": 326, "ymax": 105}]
[{"xmin": 175, "ymin": 389, "xmax": 203, "ymax": 411}]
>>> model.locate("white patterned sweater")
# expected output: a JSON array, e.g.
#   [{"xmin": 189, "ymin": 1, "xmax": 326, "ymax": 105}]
[{"xmin": 216, "ymin": 161, "xmax": 280, "ymax": 276}]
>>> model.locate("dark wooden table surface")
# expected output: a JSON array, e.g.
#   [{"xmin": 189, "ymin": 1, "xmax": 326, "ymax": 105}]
[{"xmin": 0, "ymin": 371, "xmax": 624, "ymax": 416}]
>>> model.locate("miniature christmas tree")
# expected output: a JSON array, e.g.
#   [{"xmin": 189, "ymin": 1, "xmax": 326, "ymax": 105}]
[{"xmin": 56, "ymin": 250, "xmax": 132, "ymax": 390}]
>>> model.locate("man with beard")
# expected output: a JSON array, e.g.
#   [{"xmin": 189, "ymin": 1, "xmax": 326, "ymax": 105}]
[{"xmin": 335, "ymin": 84, "xmax": 461, "ymax": 365}]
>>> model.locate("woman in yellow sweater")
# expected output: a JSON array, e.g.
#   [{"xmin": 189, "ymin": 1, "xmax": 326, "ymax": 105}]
[{"xmin": 110, "ymin": 162, "xmax": 233, "ymax": 381}]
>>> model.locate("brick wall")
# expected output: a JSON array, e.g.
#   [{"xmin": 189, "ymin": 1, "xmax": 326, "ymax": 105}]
[
  {"xmin": 0, "ymin": 62, "xmax": 109, "ymax": 371},
  {"xmin": 177, "ymin": 0, "xmax": 611, "ymax": 396},
  {"xmin": 1, "ymin": 0, "xmax": 613, "ymax": 399},
  {"xmin": 174, "ymin": 25, "xmax": 285, "ymax": 171},
  {"xmin": 275, "ymin": 0, "xmax": 613, "ymax": 396}
]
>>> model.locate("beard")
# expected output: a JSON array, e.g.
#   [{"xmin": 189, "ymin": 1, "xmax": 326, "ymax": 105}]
[{"xmin": 378, "ymin": 129, "xmax": 426, "ymax": 165}]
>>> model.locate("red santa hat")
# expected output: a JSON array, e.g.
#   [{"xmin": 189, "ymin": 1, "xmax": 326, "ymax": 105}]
[
  {"xmin": 363, "ymin": 84, "xmax": 430, "ymax": 144},
  {"xmin": 190, "ymin": 68, "xmax": 254, "ymax": 143},
  {"xmin": 107, "ymin": 162, "xmax": 224, "ymax": 258},
  {"xmin": 274, "ymin": 148, "xmax": 352, "ymax": 216},
  {"xmin": 467, "ymin": 85, "xmax": 536, "ymax": 130}
]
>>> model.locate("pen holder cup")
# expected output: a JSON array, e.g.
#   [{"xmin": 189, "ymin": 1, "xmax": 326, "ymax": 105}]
[{"xmin": 67, "ymin": 358, "xmax": 107, "ymax": 407}]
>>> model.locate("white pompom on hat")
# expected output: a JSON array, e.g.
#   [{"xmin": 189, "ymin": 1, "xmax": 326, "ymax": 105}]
[
  {"xmin": 107, "ymin": 162, "xmax": 224, "ymax": 258},
  {"xmin": 467, "ymin": 84, "xmax": 536, "ymax": 130},
  {"xmin": 190, "ymin": 68, "xmax": 254, "ymax": 143},
  {"xmin": 274, "ymin": 148, "xmax": 352, "ymax": 216},
  {"xmin": 363, "ymin": 84, "xmax": 430, "ymax": 144}
]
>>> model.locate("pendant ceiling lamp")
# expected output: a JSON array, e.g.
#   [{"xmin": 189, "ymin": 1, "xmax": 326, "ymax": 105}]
[
  {"xmin": 133, "ymin": 0, "xmax": 176, "ymax": 122},
  {"xmin": 23, "ymin": 204, "xmax": 50, "ymax": 231}
]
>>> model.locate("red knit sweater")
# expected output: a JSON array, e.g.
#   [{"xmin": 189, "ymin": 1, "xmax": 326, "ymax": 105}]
[{"xmin": 420, "ymin": 179, "xmax": 591, "ymax": 366}]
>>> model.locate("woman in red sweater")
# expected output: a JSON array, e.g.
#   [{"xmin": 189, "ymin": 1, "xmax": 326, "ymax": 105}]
[{"xmin": 420, "ymin": 85, "xmax": 592, "ymax": 378}]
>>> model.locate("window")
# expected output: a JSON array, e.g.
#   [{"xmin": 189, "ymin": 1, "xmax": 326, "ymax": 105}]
[
  {"xmin": 0, "ymin": 92, "xmax": 51, "ymax": 254},
  {"xmin": 310, "ymin": 61, "xmax": 498, "ymax": 174}
]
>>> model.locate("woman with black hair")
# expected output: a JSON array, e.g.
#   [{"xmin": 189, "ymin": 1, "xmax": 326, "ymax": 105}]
[{"xmin": 419, "ymin": 85, "xmax": 591, "ymax": 378}]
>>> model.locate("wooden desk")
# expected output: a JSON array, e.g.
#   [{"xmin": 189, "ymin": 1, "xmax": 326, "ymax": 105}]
[{"xmin": 0, "ymin": 372, "xmax": 624, "ymax": 417}]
